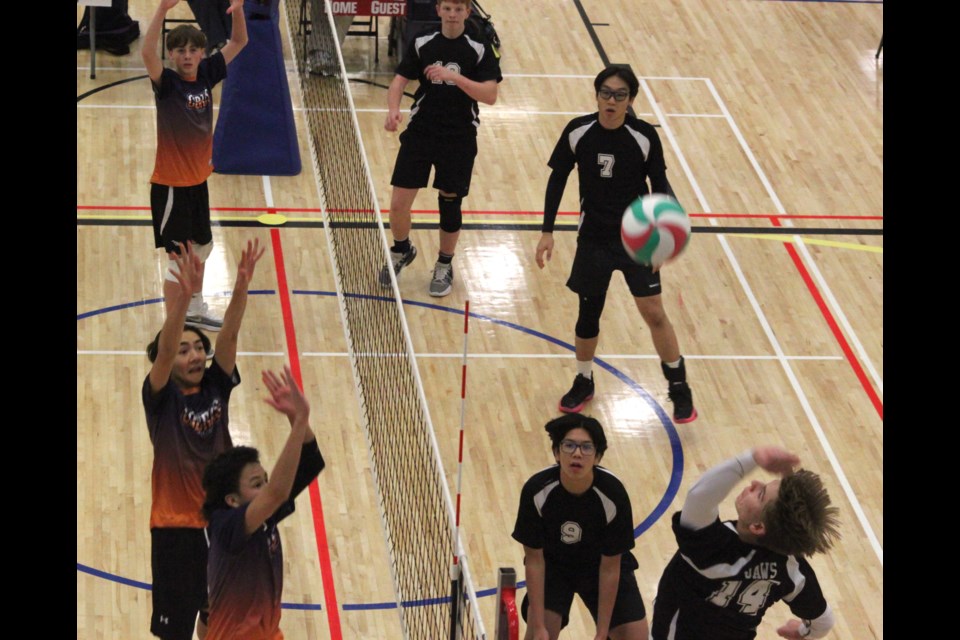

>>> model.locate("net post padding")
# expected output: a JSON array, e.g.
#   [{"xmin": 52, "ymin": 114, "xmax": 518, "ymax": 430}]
[
  {"xmin": 494, "ymin": 567, "xmax": 518, "ymax": 640},
  {"xmin": 280, "ymin": 2, "xmax": 486, "ymax": 638}
]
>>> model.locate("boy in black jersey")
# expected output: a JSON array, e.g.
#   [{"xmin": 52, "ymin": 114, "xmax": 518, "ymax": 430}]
[
  {"xmin": 379, "ymin": 0, "xmax": 502, "ymax": 297},
  {"xmin": 651, "ymin": 447, "xmax": 840, "ymax": 640},
  {"xmin": 512, "ymin": 414, "xmax": 649, "ymax": 640},
  {"xmin": 535, "ymin": 65, "xmax": 696, "ymax": 423}
]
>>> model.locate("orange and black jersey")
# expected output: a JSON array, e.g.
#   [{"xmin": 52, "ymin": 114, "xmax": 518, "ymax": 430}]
[
  {"xmin": 142, "ymin": 359, "xmax": 239, "ymax": 529},
  {"xmin": 150, "ymin": 53, "xmax": 227, "ymax": 187}
]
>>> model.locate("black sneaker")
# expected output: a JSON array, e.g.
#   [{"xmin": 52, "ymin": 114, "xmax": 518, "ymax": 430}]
[
  {"xmin": 559, "ymin": 374, "xmax": 595, "ymax": 413},
  {"xmin": 668, "ymin": 382, "xmax": 697, "ymax": 424},
  {"xmin": 378, "ymin": 244, "xmax": 418, "ymax": 288}
]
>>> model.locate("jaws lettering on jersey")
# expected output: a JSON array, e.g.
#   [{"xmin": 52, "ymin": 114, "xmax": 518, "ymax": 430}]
[
  {"xmin": 186, "ymin": 89, "xmax": 211, "ymax": 111},
  {"xmin": 743, "ymin": 562, "xmax": 778, "ymax": 580}
]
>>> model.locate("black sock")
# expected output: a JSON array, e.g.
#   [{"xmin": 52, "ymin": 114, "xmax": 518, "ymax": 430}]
[
  {"xmin": 393, "ymin": 238, "xmax": 411, "ymax": 254},
  {"xmin": 438, "ymin": 252, "xmax": 453, "ymax": 265}
]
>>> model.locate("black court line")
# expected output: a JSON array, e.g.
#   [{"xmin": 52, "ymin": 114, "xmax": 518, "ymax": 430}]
[
  {"xmin": 77, "ymin": 75, "xmax": 149, "ymax": 102},
  {"xmin": 76, "ymin": 218, "xmax": 882, "ymax": 236},
  {"xmin": 573, "ymin": 0, "xmax": 612, "ymax": 67}
]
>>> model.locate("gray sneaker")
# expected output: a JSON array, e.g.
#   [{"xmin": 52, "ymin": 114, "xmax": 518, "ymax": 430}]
[
  {"xmin": 429, "ymin": 261, "xmax": 454, "ymax": 297},
  {"xmin": 186, "ymin": 299, "xmax": 224, "ymax": 332},
  {"xmin": 379, "ymin": 244, "xmax": 418, "ymax": 288}
]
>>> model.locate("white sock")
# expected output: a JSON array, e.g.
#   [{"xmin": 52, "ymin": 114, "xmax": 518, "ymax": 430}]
[
  {"xmin": 576, "ymin": 360, "xmax": 593, "ymax": 379},
  {"xmin": 664, "ymin": 358, "xmax": 682, "ymax": 369}
]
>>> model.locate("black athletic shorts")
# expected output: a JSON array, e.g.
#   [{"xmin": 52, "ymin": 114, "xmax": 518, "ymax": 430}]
[
  {"xmin": 150, "ymin": 527, "xmax": 208, "ymax": 640},
  {"xmin": 390, "ymin": 128, "xmax": 478, "ymax": 196},
  {"xmin": 150, "ymin": 182, "xmax": 213, "ymax": 253},
  {"xmin": 567, "ymin": 236, "xmax": 662, "ymax": 298},
  {"xmin": 520, "ymin": 560, "xmax": 646, "ymax": 630}
]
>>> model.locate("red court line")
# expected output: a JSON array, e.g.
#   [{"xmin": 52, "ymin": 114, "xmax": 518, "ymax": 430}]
[
  {"xmin": 269, "ymin": 225, "xmax": 344, "ymax": 639},
  {"xmin": 77, "ymin": 204, "xmax": 883, "ymax": 221},
  {"xmin": 770, "ymin": 218, "xmax": 883, "ymax": 420}
]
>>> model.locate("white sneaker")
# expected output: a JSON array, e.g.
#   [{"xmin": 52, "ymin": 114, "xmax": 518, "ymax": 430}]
[
  {"xmin": 186, "ymin": 298, "xmax": 224, "ymax": 331},
  {"xmin": 429, "ymin": 261, "xmax": 454, "ymax": 297}
]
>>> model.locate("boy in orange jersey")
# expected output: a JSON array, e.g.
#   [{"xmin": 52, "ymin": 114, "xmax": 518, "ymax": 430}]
[
  {"xmin": 202, "ymin": 366, "xmax": 325, "ymax": 640},
  {"xmin": 142, "ymin": 0, "xmax": 248, "ymax": 330},
  {"xmin": 143, "ymin": 239, "xmax": 264, "ymax": 640}
]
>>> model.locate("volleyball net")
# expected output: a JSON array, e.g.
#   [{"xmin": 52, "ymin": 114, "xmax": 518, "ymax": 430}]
[{"xmin": 282, "ymin": 2, "xmax": 486, "ymax": 637}]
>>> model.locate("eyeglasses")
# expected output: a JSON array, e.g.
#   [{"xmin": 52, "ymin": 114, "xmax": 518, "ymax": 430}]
[
  {"xmin": 559, "ymin": 440, "xmax": 596, "ymax": 455},
  {"xmin": 598, "ymin": 88, "xmax": 630, "ymax": 102}
]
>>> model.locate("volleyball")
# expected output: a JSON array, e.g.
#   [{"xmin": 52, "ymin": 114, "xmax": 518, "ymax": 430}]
[{"xmin": 620, "ymin": 194, "xmax": 691, "ymax": 267}]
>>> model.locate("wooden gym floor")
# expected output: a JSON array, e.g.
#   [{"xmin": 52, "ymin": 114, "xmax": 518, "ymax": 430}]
[{"xmin": 77, "ymin": 1, "xmax": 882, "ymax": 638}]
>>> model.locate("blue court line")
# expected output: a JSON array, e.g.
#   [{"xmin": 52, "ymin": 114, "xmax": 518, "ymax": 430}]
[
  {"xmin": 78, "ymin": 289, "xmax": 685, "ymax": 610},
  {"xmin": 76, "ymin": 290, "xmax": 277, "ymax": 320},
  {"xmin": 295, "ymin": 291, "xmax": 684, "ymax": 537},
  {"xmin": 76, "ymin": 562, "xmax": 323, "ymax": 610}
]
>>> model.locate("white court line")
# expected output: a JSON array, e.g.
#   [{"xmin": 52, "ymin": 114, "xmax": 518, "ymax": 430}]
[
  {"xmin": 651, "ymin": 77, "xmax": 883, "ymax": 565},
  {"xmin": 703, "ymin": 81, "xmax": 883, "ymax": 397},
  {"xmin": 78, "ymin": 350, "xmax": 841, "ymax": 360},
  {"xmin": 76, "ymin": 103, "xmax": 723, "ymax": 120},
  {"xmin": 77, "ymin": 350, "xmax": 286, "ymax": 356}
]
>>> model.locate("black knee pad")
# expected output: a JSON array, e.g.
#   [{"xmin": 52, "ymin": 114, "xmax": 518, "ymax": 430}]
[
  {"xmin": 438, "ymin": 194, "xmax": 463, "ymax": 233},
  {"xmin": 575, "ymin": 293, "xmax": 607, "ymax": 339}
]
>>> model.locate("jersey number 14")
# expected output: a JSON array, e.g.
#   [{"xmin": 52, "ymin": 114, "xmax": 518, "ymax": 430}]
[{"xmin": 707, "ymin": 579, "xmax": 778, "ymax": 615}]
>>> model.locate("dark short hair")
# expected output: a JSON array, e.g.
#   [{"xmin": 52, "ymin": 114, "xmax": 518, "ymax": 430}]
[
  {"xmin": 202, "ymin": 446, "xmax": 260, "ymax": 520},
  {"xmin": 594, "ymin": 64, "xmax": 639, "ymax": 98},
  {"xmin": 146, "ymin": 325, "xmax": 211, "ymax": 363},
  {"xmin": 437, "ymin": 0, "xmax": 472, "ymax": 6},
  {"xmin": 166, "ymin": 24, "xmax": 207, "ymax": 51},
  {"xmin": 545, "ymin": 414, "xmax": 608, "ymax": 460},
  {"xmin": 761, "ymin": 469, "xmax": 841, "ymax": 557}
]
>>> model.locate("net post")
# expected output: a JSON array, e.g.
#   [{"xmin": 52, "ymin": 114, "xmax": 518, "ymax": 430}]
[
  {"xmin": 494, "ymin": 567, "xmax": 519, "ymax": 640},
  {"xmin": 449, "ymin": 561, "xmax": 463, "ymax": 640}
]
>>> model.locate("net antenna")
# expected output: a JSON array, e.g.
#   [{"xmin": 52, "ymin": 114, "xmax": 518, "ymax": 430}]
[{"xmin": 282, "ymin": 2, "xmax": 486, "ymax": 638}]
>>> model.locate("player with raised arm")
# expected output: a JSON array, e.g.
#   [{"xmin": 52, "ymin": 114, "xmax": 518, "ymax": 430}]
[
  {"xmin": 651, "ymin": 446, "xmax": 841, "ymax": 639},
  {"xmin": 143, "ymin": 238, "xmax": 264, "ymax": 640},
  {"xmin": 202, "ymin": 365, "xmax": 325, "ymax": 639},
  {"xmin": 142, "ymin": 0, "xmax": 249, "ymax": 329}
]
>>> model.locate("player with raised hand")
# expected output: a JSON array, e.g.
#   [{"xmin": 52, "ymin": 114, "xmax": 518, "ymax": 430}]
[
  {"xmin": 202, "ymin": 365, "xmax": 325, "ymax": 640},
  {"xmin": 651, "ymin": 446, "xmax": 841, "ymax": 639},
  {"xmin": 142, "ymin": 0, "xmax": 249, "ymax": 329},
  {"xmin": 143, "ymin": 238, "xmax": 264, "ymax": 640}
]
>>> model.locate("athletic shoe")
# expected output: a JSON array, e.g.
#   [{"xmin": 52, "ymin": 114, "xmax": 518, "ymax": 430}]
[
  {"xmin": 379, "ymin": 244, "xmax": 418, "ymax": 288},
  {"xmin": 186, "ymin": 299, "xmax": 224, "ymax": 332},
  {"xmin": 429, "ymin": 261, "xmax": 454, "ymax": 297},
  {"xmin": 668, "ymin": 382, "xmax": 698, "ymax": 424},
  {"xmin": 559, "ymin": 374, "xmax": 595, "ymax": 413}
]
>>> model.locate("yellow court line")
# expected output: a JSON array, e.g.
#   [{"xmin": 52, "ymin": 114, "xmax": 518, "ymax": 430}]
[{"xmin": 730, "ymin": 233, "xmax": 883, "ymax": 254}]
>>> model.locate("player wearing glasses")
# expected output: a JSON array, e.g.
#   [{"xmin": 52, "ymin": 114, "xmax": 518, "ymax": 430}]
[
  {"xmin": 512, "ymin": 414, "xmax": 648, "ymax": 640},
  {"xmin": 534, "ymin": 64, "xmax": 696, "ymax": 423}
]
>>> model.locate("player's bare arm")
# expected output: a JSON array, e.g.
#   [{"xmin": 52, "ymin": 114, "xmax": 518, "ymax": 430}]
[
  {"xmin": 522, "ymin": 546, "xmax": 550, "ymax": 640},
  {"xmin": 385, "ymin": 74, "xmax": 411, "ymax": 131},
  {"xmin": 243, "ymin": 366, "xmax": 311, "ymax": 535},
  {"xmin": 424, "ymin": 65, "xmax": 498, "ymax": 104},
  {"xmin": 215, "ymin": 238, "xmax": 266, "ymax": 377},
  {"xmin": 149, "ymin": 242, "xmax": 202, "ymax": 393},
  {"xmin": 593, "ymin": 553, "xmax": 621, "ymax": 640},
  {"xmin": 142, "ymin": 0, "xmax": 181, "ymax": 83},
  {"xmin": 219, "ymin": 0, "xmax": 249, "ymax": 64}
]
